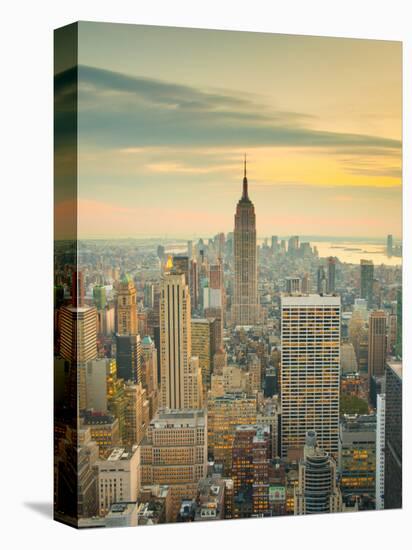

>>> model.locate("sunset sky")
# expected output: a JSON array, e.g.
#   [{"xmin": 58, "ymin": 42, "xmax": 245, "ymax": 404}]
[{"xmin": 69, "ymin": 22, "xmax": 401, "ymax": 239}]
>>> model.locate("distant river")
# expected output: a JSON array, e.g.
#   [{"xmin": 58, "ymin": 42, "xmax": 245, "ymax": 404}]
[
  {"xmin": 310, "ymin": 241, "xmax": 401, "ymax": 266},
  {"xmin": 165, "ymin": 240, "xmax": 402, "ymax": 266}
]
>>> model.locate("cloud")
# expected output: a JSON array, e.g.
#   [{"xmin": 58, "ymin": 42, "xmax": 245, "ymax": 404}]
[
  {"xmin": 346, "ymin": 167, "xmax": 402, "ymax": 178},
  {"xmin": 55, "ymin": 65, "xmax": 402, "ymax": 153},
  {"xmin": 336, "ymin": 154, "xmax": 401, "ymax": 178}
]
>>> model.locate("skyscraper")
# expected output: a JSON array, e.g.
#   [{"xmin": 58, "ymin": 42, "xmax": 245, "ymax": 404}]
[
  {"xmin": 93, "ymin": 285, "xmax": 106, "ymax": 310},
  {"xmin": 231, "ymin": 425, "xmax": 271, "ymax": 518},
  {"xmin": 395, "ymin": 287, "xmax": 402, "ymax": 357},
  {"xmin": 387, "ymin": 312, "xmax": 397, "ymax": 353},
  {"xmin": 159, "ymin": 273, "xmax": 202, "ymax": 410},
  {"xmin": 285, "ymin": 276, "xmax": 301, "ymax": 294},
  {"xmin": 116, "ymin": 334, "xmax": 142, "ymax": 384},
  {"xmin": 60, "ymin": 304, "xmax": 98, "ymax": 364},
  {"xmin": 191, "ymin": 318, "xmax": 214, "ymax": 393},
  {"xmin": 71, "ymin": 269, "xmax": 85, "ymax": 307},
  {"xmin": 123, "ymin": 381, "xmax": 146, "ymax": 446},
  {"xmin": 77, "ymin": 428, "xmax": 99, "ymax": 519},
  {"xmin": 288, "ymin": 236, "xmax": 299, "ymax": 256},
  {"xmin": 360, "ymin": 259, "xmax": 374, "ymax": 308},
  {"xmin": 316, "ymin": 265, "xmax": 327, "ymax": 294},
  {"xmin": 327, "ymin": 257, "xmax": 336, "ymax": 293},
  {"xmin": 386, "ymin": 234, "xmax": 393, "ymax": 256},
  {"xmin": 172, "ymin": 255, "xmax": 190, "ymax": 285},
  {"xmin": 207, "ymin": 392, "xmax": 257, "ymax": 471},
  {"xmin": 189, "ymin": 259, "xmax": 199, "ymax": 312},
  {"xmin": 339, "ymin": 414, "xmax": 376, "ymax": 505},
  {"xmin": 84, "ymin": 358, "xmax": 114, "ymax": 413},
  {"xmin": 143, "ymin": 282, "xmax": 155, "ymax": 309},
  {"xmin": 140, "ymin": 409, "xmax": 207, "ymax": 519},
  {"xmin": 204, "ymin": 260, "xmax": 224, "ymax": 348},
  {"xmin": 301, "ymin": 273, "xmax": 310, "ymax": 294},
  {"xmin": 384, "ymin": 361, "xmax": 402, "ymax": 509},
  {"xmin": 116, "ymin": 274, "xmax": 138, "ymax": 336},
  {"xmin": 281, "ymin": 295, "xmax": 341, "ymax": 459},
  {"xmin": 232, "ymin": 157, "xmax": 260, "ymax": 326},
  {"xmin": 187, "ymin": 240, "xmax": 193, "ymax": 259},
  {"xmin": 376, "ymin": 393, "xmax": 386, "ymax": 510},
  {"xmin": 96, "ymin": 446, "xmax": 140, "ymax": 516},
  {"xmin": 209, "ymin": 260, "xmax": 224, "ymax": 315},
  {"xmin": 141, "ymin": 335, "xmax": 159, "ymax": 418},
  {"xmin": 368, "ymin": 311, "xmax": 387, "ymax": 379},
  {"xmin": 294, "ymin": 431, "xmax": 342, "ymax": 515},
  {"xmin": 116, "ymin": 273, "xmax": 141, "ymax": 383}
]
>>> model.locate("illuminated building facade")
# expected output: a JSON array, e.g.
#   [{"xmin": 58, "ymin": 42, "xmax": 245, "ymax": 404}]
[
  {"xmin": 191, "ymin": 318, "xmax": 217, "ymax": 393},
  {"xmin": 80, "ymin": 411, "xmax": 121, "ymax": 457},
  {"xmin": 60, "ymin": 304, "xmax": 97, "ymax": 364},
  {"xmin": 339, "ymin": 414, "xmax": 376, "ymax": 507},
  {"xmin": 140, "ymin": 409, "xmax": 207, "ymax": 519},
  {"xmin": 281, "ymin": 295, "xmax": 341, "ymax": 459},
  {"xmin": 116, "ymin": 274, "xmax": 138, "ymax": 336},
  {"xmin": 207, "ymin": 392, "xmax": 257, "ymax": 472},
  {"xmin": 123, "ymin": 381, "xmax": 146, "ymax": 446},
  {"xmin": 231, "ymin": 425, "xmax": 271, "ymax": 518}
]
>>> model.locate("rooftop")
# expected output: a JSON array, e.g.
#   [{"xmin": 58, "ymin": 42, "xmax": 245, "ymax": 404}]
[
  {"xmin": 151, "ymin": 408, "xmax": 206, "ymax": 428},
  {"xmin": 101, "ymin": 446, "xmax": 137, "ymax": 462},
  {"xmin": 387, "ymin": 360, "xmax": 402, "ymax": 380},
  {"xmin": 282, "ymin": 294, "xmax": 341, "ymax": 306},
  {"xmin": 107, "ymin": 502, "xmax": 137, "ymax": 516},
  {"xmin": 137, "ymin": 501, "xmax": 165, "ymax": 524},
  {"xmin": 81, "ymin": 412, "xmax": 117, "ymax": 426},
  {"xmin": 61, "ymin": 304, "xmax": 95, "ymax": 314}
]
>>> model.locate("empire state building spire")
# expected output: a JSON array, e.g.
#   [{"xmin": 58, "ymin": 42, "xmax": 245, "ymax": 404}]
[
  {"xmin": 242, "ymin": 153, "xmax": 249, "ymax": 200},
  {"xmin": 232, "ymin": 155, "xmax": 260, "ymax": 326}
]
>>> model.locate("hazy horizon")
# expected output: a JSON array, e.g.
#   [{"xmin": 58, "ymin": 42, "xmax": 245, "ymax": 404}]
[{"xmin": 76, "ymin": 234, "xmax": 401, "ymax": 242}]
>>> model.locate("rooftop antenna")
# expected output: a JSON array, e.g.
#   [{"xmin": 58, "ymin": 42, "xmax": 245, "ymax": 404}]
[{"xmin": 242, "ymin": 153, "xmax": 249, "ymax": 199}]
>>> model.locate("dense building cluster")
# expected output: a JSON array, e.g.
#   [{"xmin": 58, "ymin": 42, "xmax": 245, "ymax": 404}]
[{"xmin": 54, "ymin": 163, "xmax": 402, "ymax": 527}]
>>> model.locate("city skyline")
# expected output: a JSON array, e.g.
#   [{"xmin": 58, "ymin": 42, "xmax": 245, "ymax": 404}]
[
  {"xmin": 54, "ymin": 22, "xmax": 402, "ymax": 528},
  {"xmin": 55, "ymin": 22, "xmax": 401, "ymax": 239}
]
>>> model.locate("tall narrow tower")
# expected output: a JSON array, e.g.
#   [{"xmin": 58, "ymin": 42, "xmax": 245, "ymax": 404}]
[
  {"xmin": 116, "ymin": 274, "xmax": 138, "ymax": 336},
  {"xmin": 360, "ymin": 259, "xmax": 374, "ymax": 308},
  {"xmin": 232, "ymin": 156, "xmax": 260, "ymax": 326},
  {"xmin": 368, "ymin": 310, "xmax": 387, "ymax": 379},
  {"xmin": 159, "ymin": 273, "xmax": 202, "ymax": 409},
  {"xmin": 115, "ymin": 274, "xmax": 141, "ymax": 384}
]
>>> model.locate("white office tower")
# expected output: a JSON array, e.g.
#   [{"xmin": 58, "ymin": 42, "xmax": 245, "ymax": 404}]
[
  {"xmin": 97, "ymin": 446, "xmax": 140, "ymax": 516},
  {"xmin": 281, "ymin": 295, "xmax": 341, "ymax": 459},
  {"xmin": 376, "ymin": 393, "xmax": 386, "ymax": 510}
]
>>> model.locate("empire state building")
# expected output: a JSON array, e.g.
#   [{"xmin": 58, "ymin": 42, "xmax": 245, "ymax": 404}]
[{"xmin": 232, "ymin": 157, "xmax": 260, "ymax": 326}]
